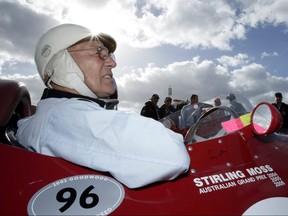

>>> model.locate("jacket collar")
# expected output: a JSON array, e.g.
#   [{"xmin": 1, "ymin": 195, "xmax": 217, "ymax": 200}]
[{"xmin": 41, "ymin": 88, "xmax": 106, "ymax": 108}]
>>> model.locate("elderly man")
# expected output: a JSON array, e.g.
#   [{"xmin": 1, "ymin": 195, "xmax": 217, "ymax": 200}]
[{"xmin": 16, "ymin": 24, "xmax": 190, "ymax": 188}]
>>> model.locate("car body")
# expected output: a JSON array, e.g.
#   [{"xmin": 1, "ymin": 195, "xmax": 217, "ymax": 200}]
[{"xmin": 1, "ymin": 79, "xmax": 288, "ymax": 215}]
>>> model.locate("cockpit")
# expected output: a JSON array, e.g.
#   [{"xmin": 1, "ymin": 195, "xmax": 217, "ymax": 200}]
[
  {"xmin": 184, "ymin": 106, "xmax": 244, "ymax": 144},
  {"xmin": 160, "ymin": 92, "xmax": 254, "ymax": 145}
]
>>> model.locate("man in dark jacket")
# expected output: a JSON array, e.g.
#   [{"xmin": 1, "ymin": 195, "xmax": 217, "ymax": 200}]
[
  {"xmin": 272, "ymin": 92, "xmax": 288, "ymax": 131},
  {"xmin": 141, "ymin": 94, "xmax": 160, "ymax": 120}
]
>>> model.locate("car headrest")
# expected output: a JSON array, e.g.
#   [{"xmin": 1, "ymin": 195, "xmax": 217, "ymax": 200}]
[{"xmin": 0, "ymin": 79, "xmax": 32, "ymax": 126}]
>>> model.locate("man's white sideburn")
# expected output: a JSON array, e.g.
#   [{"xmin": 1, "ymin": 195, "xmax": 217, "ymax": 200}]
[{"xmin": 45, "ymin": 50, "xmax": 98, "ymax": 98}]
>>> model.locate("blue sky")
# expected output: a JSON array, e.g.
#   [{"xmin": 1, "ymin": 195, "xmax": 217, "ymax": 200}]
[
  {"xmin": 234, "ymin": 25, "xmax": 288, "ymax": 76},
  {"xmin": 1, "ymin": 0, "xmax": 288, "ymax": 113}
]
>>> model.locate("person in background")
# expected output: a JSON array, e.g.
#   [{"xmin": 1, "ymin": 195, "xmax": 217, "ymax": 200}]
[
  {"xmin": 226, "ymin": 93, "xmax": 247, "ymax": 116},
  {"xmin": 140, "ymin": 94, "xmax": 160, "ymax": 120},
  {"xmin": 181, "ymin": 94, "xmax": 202, "ymax": 127},
  {"xmin": 214, "ymin": 97, "xmax": 221, "ymax": 106},
  {"xmin": 211, "ymin": 97, "xmax": 228, "ymax": 119},
  {"xmin": 272, "ymin": 92, "xmax": 288, "ymax": 132},
  {"xmin": 159, "ymin": 97, "xmax": 176, "ymax": 119},
  {"xmin": 16, "ymin": 24, "xmax": 190, "ymax": 189}
]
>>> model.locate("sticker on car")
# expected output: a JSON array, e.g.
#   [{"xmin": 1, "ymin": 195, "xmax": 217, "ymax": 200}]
[{"xmin": 27, "ymin": 175, "xmax": 125, "ymax": 215}]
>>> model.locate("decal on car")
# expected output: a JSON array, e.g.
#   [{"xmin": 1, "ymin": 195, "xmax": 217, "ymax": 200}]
[
  {"xmin": 243, "ymin": 197, "xmax": 288, "ymax": 215},
  {"xmin": 27, "ymin": 175, "xmax": 125, "ymax": 215},
  {"xmin": 193, "ymin": 165, "xmax": 286, "ymax": 194}
]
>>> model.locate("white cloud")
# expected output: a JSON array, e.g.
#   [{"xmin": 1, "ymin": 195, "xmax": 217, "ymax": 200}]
[
  {"xmin": 1, "ymin": 0, "xmax": 287, "ymax": 62},
  {"xmin": 7, "ymin": 0, "xmax": 245, "ymax": 50},
  {"xmin": 261, "ymin": 51, "xmax": 279, "ymax": 59},
  {"xmin": 217, "ymin": 53, "xmax": 250, "ymax": 68},
  {"xmin": 237, "ymin": 0, "xmax": 288, "ymax": 27},
  {"xmin": 115, "ymin": 57, "xmax": 285, "ymax": 113},
  {"xmin": 0, "ymin": 0, "xmax": 59, "ymax": 71},
  {"xmin": 111, "ymin": 0, "xmax": 246, "ymax": 50}
]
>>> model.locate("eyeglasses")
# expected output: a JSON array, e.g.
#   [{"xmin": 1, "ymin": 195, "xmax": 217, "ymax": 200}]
[{"xmin": 69, "ymin": 46, "xmax": 116, "ymax": 61}]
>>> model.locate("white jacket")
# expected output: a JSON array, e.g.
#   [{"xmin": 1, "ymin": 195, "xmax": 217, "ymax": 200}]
[{"xmin": 17, "ymin": 96, "xmax": 190, "ymax": 188}]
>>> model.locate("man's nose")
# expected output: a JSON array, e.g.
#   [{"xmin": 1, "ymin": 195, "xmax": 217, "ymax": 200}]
[{"xmin": 106, "ymin": 56, "xmax": 117, "ymax": 68}]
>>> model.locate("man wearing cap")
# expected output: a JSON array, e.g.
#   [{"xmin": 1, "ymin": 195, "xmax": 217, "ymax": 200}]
[
  {"xmin": 140, "ymin": 94, "xmax": 160, "ymax": 120},
  {"xmin": 16, "ymin": 24, "xmax": 190, "ymax": 189},
  {"xmin": 272, "ymin": 92, "xmax": 288, "ymax": 131},
  {"xmin": 226, "ymin": 93, "xmax": 247, "ymax": 116}
]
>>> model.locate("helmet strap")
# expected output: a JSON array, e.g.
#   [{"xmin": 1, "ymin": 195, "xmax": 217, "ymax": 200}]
[{"xmin": 46, "ymin": 50, "xmax": 98, "ymax": 98}]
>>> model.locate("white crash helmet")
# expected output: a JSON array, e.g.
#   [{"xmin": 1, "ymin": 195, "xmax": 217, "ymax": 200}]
[{"xmin": 34, "ymin": 23, "xmax": 116, "ymax": 98}]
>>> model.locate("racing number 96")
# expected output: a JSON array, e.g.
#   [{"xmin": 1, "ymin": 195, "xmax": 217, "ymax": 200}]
[{"xmin": 56, "ymin": 185, "xmax": 99, "ymax": 213}]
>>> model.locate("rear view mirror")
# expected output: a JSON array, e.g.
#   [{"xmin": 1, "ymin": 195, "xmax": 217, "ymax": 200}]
[{"xmin": 251, "ymin": 102, "xmax": 283, "ymax": 135}]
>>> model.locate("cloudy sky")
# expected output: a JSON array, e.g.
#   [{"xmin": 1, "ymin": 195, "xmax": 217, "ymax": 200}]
[{"xmin": 1, "ymin": 0, "xmax": 288, "ymax": 113}]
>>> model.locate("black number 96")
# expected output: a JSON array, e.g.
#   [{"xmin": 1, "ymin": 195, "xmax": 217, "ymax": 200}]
[{"xmin": 56, "ymin": 185, "xmax": 99, "ymax": 213}]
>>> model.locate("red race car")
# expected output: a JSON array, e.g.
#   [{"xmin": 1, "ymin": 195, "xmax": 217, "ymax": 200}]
[{"xmin": 1, "ymin": 79, "xmax": 288, "ymax": 215}]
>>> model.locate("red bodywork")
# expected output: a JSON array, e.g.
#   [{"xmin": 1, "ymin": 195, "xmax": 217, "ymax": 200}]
[{"xmin": 1, "ymin": 80, "xmax": 288, "ymax": 215}]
